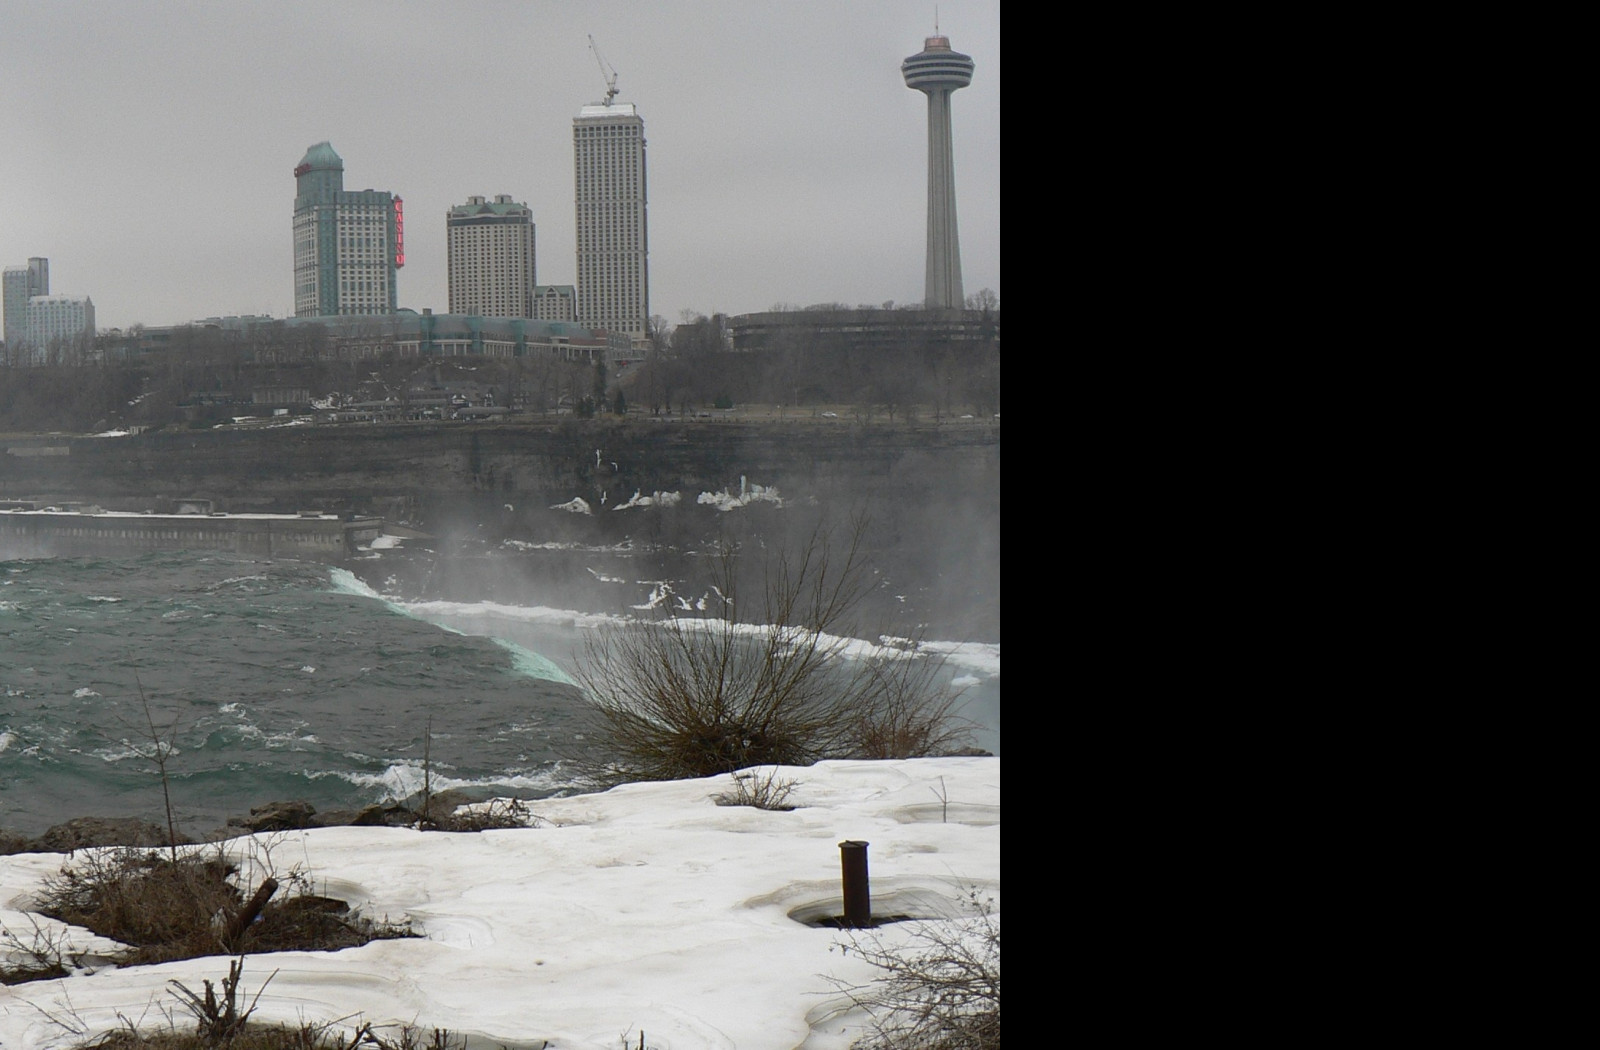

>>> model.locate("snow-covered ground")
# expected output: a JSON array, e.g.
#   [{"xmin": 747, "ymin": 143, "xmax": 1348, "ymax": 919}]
[{"xmin": 0, "ymin": 757, "xmax": 999, "ymax": 1049}]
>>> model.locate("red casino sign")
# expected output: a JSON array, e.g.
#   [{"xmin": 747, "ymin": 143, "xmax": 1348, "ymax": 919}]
[{"xmin": 394, "ymin": 198, "xmax": 405, "ymax": 267}]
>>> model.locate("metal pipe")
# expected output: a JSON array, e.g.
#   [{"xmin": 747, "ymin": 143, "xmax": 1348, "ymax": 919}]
[{"xmin": 840, "ymin": 840, "xmax": 871, "ymax": 928}]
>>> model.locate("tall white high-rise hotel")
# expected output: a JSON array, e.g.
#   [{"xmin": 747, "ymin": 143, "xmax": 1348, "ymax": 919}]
[
  {"xmin": 293, "ymin": 142, "xmax": 403, "ymax": 317},
  {"xmin": 573, "ymin": 102, "xmax": 648, "ymax": 342},
  {"xmin": 448, "ymin": 196, "xmax": 537, "ymax": 318}
]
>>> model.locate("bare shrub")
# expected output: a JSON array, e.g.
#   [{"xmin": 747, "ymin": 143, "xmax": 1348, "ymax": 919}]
[
  {"xmin": 429, "ymin": 797, "xmax": 540, "ymax": 832},
  {"xmin": 351, "ymin": 1024, "xmax": 469, "ymax": 1050},
  {"xmin": 34, "ymin": 846, "xmax": 411, "ymax": 966},
  {"xmin": 573, "ymin": 516, "xmax": 971, "ymax": 783},
  {"xmin": 38, "ymin": 848, "xmax": 240, "ymax": 963},
  {"xmin": 168, "ymin": 956, "xmax": 274, "ymax": 1042},
  {"xmin": 712, "ymin": 767, "xmax": 799, "ymax": 810},
  {"xmin": 830, "ymin": 889, "xmax": 1000, "ymax": 1049},
  {"xmin": 0, "ymin": 915, "xmax": 74, "ymax": 984},
  {"xmin": 847, "ymin": 640, "xmax": 974, "ymax": 760},
  {"xmin": 82, "ymin": 1018, "xmax": 479, "ymax": 1050}
]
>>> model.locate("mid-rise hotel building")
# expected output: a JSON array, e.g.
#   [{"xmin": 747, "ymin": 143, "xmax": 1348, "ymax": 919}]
[
  {"xmin": 533, "ymin": 284, "xmax": 577, "ymax": 322},
  {"xmin": 292, "ymin": 142, "xmax": 404, "ymax": 317},
  {"xmin": 573, "ymin": 102, "xmax": 648, "ymax": 342},
  {"xmin": 24, "ymin": 294, "xmax": 96, "ymax": 352},
  {"xmin": 447, "ymin": 195, "xmax": 537, "ymax": 318}
]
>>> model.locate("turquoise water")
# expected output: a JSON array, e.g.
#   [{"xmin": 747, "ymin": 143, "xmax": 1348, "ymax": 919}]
[{"xmin": 2, "ymin": 547, "xmax": 999, "ymax": 838}]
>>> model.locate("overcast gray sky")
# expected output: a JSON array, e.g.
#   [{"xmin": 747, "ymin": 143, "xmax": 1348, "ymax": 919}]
[{"xmin": 1, "ymin": 1, "xmax": 999, "ymax": 333}]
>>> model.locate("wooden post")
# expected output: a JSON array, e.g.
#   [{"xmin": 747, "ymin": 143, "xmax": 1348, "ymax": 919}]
[{"xmin": 223, "ymin": 876, "xmax": 279, "ymax": 948}]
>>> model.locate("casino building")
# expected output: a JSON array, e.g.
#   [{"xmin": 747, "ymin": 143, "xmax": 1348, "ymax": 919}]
[{"xmin": 292, "ymin": 142, "xmax": 404, "ymax": 318}]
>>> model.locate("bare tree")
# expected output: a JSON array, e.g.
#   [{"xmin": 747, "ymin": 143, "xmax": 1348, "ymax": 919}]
[{"xmin": 964, "ymin": 288, "xmax": 999, "ymax": 314}]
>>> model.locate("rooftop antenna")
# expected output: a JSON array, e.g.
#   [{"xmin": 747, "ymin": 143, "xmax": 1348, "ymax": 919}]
[{"xmin": 588, "ymin": 34, "xmax": 619, "ymax": 105}]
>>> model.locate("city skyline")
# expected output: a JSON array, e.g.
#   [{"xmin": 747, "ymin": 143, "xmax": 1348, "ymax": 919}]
[{"xmin": 0, "ymin": 1, "xmax": 999, "ymax": 334}]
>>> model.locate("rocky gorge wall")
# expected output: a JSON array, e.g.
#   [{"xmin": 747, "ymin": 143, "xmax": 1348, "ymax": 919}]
[
  {"xmin": 3, "ymin": 418, "xmax": 1001, "ymax": 638},
  {"xmin": 4, "ymin": 418, "xmax": 997, "ymax": 521}
]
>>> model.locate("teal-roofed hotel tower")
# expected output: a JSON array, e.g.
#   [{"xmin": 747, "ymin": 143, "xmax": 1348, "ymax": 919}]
[
  {"xmin": 293, "ymin": 142, "xmax": 404, "ymax": 317},
  {"xmin": 902, "ymin": 32, "xmax": 974, "ymax": 309}
]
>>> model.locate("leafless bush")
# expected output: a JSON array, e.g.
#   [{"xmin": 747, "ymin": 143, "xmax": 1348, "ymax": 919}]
[
  {"xmin": 360, "ymin": 1025, "xmax": 468, "ymax": 1050},
  {"xmin": 82, "ymin": 1018, "xmax": 477, "ymax": 1050},
  {"xmin": 37, "ymin": 848, "xmax": 239, "ymax": 964},
  {"xmin": 168, "ymin": 956, "xmax": 275, "ymax": 1042},
  {"xmin": 573, "ymin": 516, "xmax": 972, "ymax": 783},
  {"xmin": 0, "ymin": 915, "xmax": 75, "ymax": 984},
  {"xmin": 712, "ymin": 767, "xmax": 800, "ymax": 810},
  {"xmin": 429, "ymin": 797, "xmax": 541, "ymax": 832},
  {"xmin": 34, "ymin": 845, "xmax": 410, "ymax": 966},
  {"xmin": 831, "ymin": 889, "xmax": 1000, "ymax": 1050},
  {"xmin": 847, "ymin": 642, "xmax": 974, "ymax": 760}
]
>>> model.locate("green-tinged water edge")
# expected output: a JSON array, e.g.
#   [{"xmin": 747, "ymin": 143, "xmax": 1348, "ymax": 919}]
[{"xmin": 2, "ymin": 547, "xmax": 999, "ymax": 838}]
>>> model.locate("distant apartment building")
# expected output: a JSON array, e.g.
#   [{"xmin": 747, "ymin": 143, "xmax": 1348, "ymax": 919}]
[
  {"xmin": 267, "ymin": 311, "xmax": 612, "ymax": 366},
  {"xmin": 3, "ymin": 257, "xmax": 49, "ymax": 346},
  {"xmin": 9, "ymin": 295, "xmax": 97, "ymax": 363},
  {"xmin": 292, "ymin": 142, "xmax": 404, "ymax": 317},
  {"xmin": 573, "ymin": 102, "xmax": 648, "ymax": 342},
  {"xmin": 447, "ymin": 195, "xmax": 537, "ymax": 318},
  {"xmin": 532, "ymin": 284, "xmax": 577, "ymax": 322},
  {"xmin": 726, "ymin": 306, "xmax": 998, "ymax": 355}
]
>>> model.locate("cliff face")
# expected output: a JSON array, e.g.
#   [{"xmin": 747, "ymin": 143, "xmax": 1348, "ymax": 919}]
[
  {"xmin": 5, "ymin": 420, "xmax": 995, "ymax": 518},
  {"xmin": 2, "ymin": 419, "xmax": 1000, "ymax": 638}
]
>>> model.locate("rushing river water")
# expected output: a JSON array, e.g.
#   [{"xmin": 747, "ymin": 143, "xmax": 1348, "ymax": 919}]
[{"xmin": 1, "ymin": 543, "xmax": 999, "ymax": 838}]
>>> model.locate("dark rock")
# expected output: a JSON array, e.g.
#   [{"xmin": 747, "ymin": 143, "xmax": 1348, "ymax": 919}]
[
  {"xmin": 349, "ymin": 802, "xmax": 419, "ymax": 827},
  {"xmin": 405, "ymin": 786, "xmax": 493, "ymax": 819},
  {"xmin": 34, "ymin": 817, "xmax": 192, "ymax": 852},
  {"xmin": 1, "ymin": 828, "xmax": 35, "ymax": 855},
  {"xmin": 228, "ymin": 800, "xmax": 319, "ymax": 832}
]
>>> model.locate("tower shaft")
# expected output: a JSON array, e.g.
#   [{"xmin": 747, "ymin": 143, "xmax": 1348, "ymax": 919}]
[{"xmin": 923, "ymin": 88, "xmax": 964, "ymax": 310}]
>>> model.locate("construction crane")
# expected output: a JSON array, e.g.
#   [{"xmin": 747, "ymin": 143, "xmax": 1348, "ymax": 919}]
[{"xmin": 588, "ymin": 34, "xmax": 619, "ymax": 105}]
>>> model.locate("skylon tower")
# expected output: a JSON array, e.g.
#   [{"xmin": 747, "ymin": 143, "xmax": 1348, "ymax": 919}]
[{"xmin": 902, "ymin": 32, "xmax": 974, "ymax": 309}]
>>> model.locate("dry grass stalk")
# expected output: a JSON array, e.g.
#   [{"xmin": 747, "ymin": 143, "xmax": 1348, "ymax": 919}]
[{"xmin": 132, "ymin": 673, "xmax": 183, "ymax": 865}]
